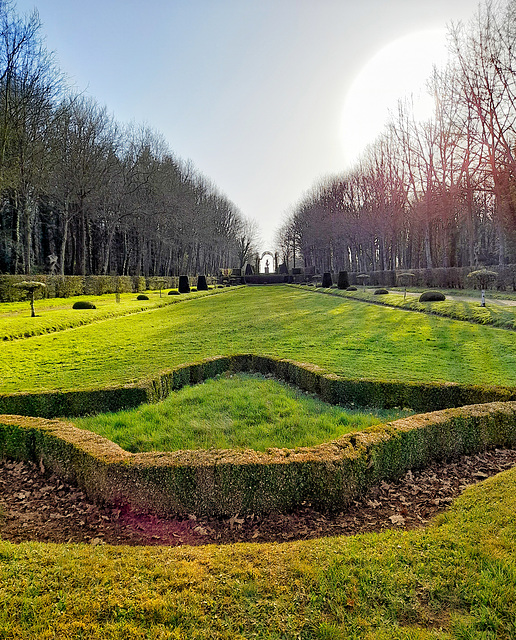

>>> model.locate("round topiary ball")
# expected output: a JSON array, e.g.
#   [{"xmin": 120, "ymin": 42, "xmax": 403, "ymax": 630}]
[
  {"xmin": 72, "ymin": 301, "xmax": 96, "ymax": 310},
  {"xmin": 346, "ymin": 286, "xmax": 358, "ymax": 291},
  {"xmin": 419, "ymin": 290, "xmax": 446, "ymax": 302},
  {"xmin": 137, "ymin": 294, "xmax": 149, "ymax": 300},
  {"xmin": 374, "ymin": 288, "xmax": 389, "ymax": 295},
  {"xmin": 168, "ymin": 290, "xmax": 180, "ymax": 295}
]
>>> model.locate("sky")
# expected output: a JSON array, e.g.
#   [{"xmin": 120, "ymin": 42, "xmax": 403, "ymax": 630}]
[{"xmin": 14, "ymin": 0, "xmax": 480, "ymax": 250}]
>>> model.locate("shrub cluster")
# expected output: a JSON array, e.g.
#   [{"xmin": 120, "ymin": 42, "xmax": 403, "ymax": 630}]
[
  {"xmin": 419, "ymin": 291, "xmax": 446, "ymax": 302},
  {"xmin": 72, "ymin": 301, "xmax": 96, "ymax": 310}
]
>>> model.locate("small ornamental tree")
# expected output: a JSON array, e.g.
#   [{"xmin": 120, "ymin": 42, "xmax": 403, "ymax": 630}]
[
  {"xmin": 357, "ymin": 273, "xmax": 370, "ymax": 290},
  {"xmin": 14, "ymin": 281, "xmax": 46, "ymax": 317},
  {"xmin": 467, "ymin": 269, "xmax": 498, "ymax": 307},
  {"xmin": 396, "ymin": 272, "xmax": 416, "ymax": 300}
]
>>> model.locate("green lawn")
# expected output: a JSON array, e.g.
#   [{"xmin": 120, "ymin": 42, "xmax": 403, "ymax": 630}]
[
  {"xmin": 0, "ymin": 285, "xmax": 515, "ymax": 394},
  {"xmin": 74, "ymin": 373, "xmax": 412, "ymax": 452},
  {"xmin": 1, "ymin": 284, "xmax": 516, "ymax": 638},
  {"xmin": 1, "ymin": 466, "xmax": 515, "ymax": 638},
  {"xmin": 0, "ymin": 286, "xmax": 228, "ymax": 341}
]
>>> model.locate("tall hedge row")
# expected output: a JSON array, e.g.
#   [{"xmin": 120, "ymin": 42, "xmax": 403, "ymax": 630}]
[
  {"xmin": 346, "ymin": 264, "xmax": 516, "ymax": 290},
  {"xmin": 0, "ymin": 275, "xmax": 207, "ymax": 302},
  {"xmin": 1, "ymin": 401, "xmax": 515, "ymax": 517}
]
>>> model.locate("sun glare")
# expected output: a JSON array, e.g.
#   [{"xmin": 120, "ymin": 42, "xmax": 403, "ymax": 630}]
[{"xmin": 340, "ymin": 29, "xmax": 449, "ymax": 167}]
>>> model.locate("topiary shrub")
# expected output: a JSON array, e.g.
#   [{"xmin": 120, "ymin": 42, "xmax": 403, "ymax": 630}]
[
  {"xmin": 168, "ymin": 290, "xmax": 180, "ymax": 295},
  {"xmin": 72, "ymin": 301, "xmax": 96, "ymax": 310},
  {"xmin": 374, "ymin": 288, "xmax": 389, "ymax": 295},
  {"xmin": 178, "ymin": 275, "xmax": 190, "ymax": 294},
  {"xmin": 419, "ymin": 290, "xmax": 446, "ymax": 302},
  {"xmin": 190, "ymin": 287, "xmax": 197, "ymax": 292},
  {"xmin": 337, "ymin": 271, "xmax": 350, "ymax": 289},
  {"xmin": 137, "ymin": 294, "xmax": 149, "ymax": 300},
  {"xmin": 346, "ymin": 286, "xmax": 357, "ymax": 291},
  {"xmin": 197, "ymin": 275, "xmax": 208, "ymax": 291},
  {"xmin": 322, "ymin": 272, "xmax": 333, "ymax": 288}
]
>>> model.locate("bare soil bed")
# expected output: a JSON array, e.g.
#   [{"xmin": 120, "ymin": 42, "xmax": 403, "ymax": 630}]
[{"xmin": 1, "ymin": 449, "xmax": 515, "ymax": 546}]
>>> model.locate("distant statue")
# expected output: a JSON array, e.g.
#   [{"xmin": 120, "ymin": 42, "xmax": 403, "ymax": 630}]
[
  {"xmin": 265, "ymin": 259, "xmax": 270, "ymax": 274},
  {"xmin": 48, "ymin": 254, "xmax": 58, "ymax": 275}
]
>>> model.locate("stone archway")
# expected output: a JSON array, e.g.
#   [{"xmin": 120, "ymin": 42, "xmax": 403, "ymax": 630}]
[{"xmin": 259, "ymin": 251, "xmax": 276, "ymax": 274}]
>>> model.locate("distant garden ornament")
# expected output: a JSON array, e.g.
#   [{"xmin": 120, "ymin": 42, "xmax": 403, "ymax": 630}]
[
  {"xmin": 396, "ymin": 272, "xmax": 416, "ymax": 300},
  {"xmin": 14, "ymin": 281, "xmax": 46, "ymax": 317},
  {"xmin": 467, "ymin": 269, "xmax": 498, "ymax": 307},
  {"xmin": 357, "ymin": 273, "xmax": 370, "ymax": 290}
]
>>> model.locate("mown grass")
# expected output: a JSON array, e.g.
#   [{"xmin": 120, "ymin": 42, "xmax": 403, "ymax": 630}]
[
  {"xmin": 1, "ymin": 465, "xmax": 515, "ymax": 638},
  {"xmin": 1, "ymin": 285, "xmax": 515, "ymax": 638},
  {"xmin": 1, "ymin": 285, "xmax": 515, "ymax": 395},
  {"xmin": 0, "ymin": 286, "xmax": 230, "ymax": 341},
  {"xmin": 74, "ymin": 373, "xmax": 412, "ymax": 452},
  {"xmin": 301, "ymin": 284, "xmax": 516, "ymax": 330}
]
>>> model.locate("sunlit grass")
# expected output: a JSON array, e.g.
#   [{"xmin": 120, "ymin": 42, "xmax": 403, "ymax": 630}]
[
  {"xmin": 1, "ymin": 466, "xmax": 516, "ymax": 638},
  {"xmin": 305, "ymin": 283, "xmax": 516, "ymax": 330},
  {"xmin": 74, "ymin": 373, "xmax": 412, "ymax": 452},
  {"xmin": 1, "ymin": 285, "xmax": 515, "ymax": 394},
  {"xmin": 0, "ymin": 287, "xmax": 228, "ymax": 340}
]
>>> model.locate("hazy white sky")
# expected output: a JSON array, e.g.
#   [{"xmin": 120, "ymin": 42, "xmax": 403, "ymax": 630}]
[{"xmin": 15, "ymin": 0, "xmax": 479, "ymax": 249}]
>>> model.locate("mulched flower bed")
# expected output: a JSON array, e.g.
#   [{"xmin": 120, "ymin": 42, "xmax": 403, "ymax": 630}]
[{"xmin": 1, "ymin": 449, "xmax": 515, "ymax": 546}]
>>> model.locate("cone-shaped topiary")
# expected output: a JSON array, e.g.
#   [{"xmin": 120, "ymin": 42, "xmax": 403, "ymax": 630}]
[
  {"xmin": 419, "ymin": 290, "xmax": 446, "ymax": 302},
  {"xmin": 197, "ymin": 275, "xmax": 208, "ymax": 291},
  {"xmin": 337, "ymin": 271, "xmax": 350, "ymax": 289},
  {"xmin": 322, "ymin": 272, "xmax": 333, "ymax": 288},
  {"xmin": 72, "ymin": 301, "xmax": 96, "ymax": 309},
  {"xmin": 178, "ymin": 276, "xmax": 190, "ymax": 293}
]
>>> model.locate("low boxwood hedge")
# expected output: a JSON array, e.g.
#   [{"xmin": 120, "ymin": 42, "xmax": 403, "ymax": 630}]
[{"xmin": 1, "ymin": 401, "xmax": 515, "ymax": 517}]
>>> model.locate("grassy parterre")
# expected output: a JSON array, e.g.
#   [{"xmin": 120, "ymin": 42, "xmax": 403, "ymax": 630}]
[
  {"xmin": 1, "ymin": 285, "xmax": 516, "ymax": 395},
  {"xmin": 1, "ymin": 284, "xmax": 516, "ymax": 639},
  {"xmin": 74, "ymin": 372, "xmax": 412, "ymax": 452}
]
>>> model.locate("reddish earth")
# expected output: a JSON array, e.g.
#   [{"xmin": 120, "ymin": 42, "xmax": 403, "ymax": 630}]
[{"xmin": 1, "ymin": 449, "xmax": 515, "ymax": 547}]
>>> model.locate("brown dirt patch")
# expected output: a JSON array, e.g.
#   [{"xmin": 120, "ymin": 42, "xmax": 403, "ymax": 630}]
[{"xmin": 1, "ymin": 449, "xmax": 515, "ymax": 546}]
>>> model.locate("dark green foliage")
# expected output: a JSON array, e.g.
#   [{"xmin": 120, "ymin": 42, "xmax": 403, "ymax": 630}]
[
  {"xmin": 322, "ymin": 272, "xmax": 333, "ymax": 288},
  {"xmin": 168, "ymin": 290, "xmax": 180, "ymax": 295},
  {"xmin": 191, "ymin": 287, "xmax": 197, "ymax": 292},
  {"xmin": 178, "ymin": 276, "xmax": 190, "ymax": 294},
  {"xmin": 137, "ymin": 294, "xmax": 149, "ymax": 300},
  {"xmin": 346, "ymin": 286, "xmax": 357, "ymax": 291},
  {"xmin": 419, "ymin": 290, "xmax": 446, "ymax": 302},
  {"xmin": 337, "ymin": 271, "xmax": 350, "ymax": 289},
  {"xmin": 197, "ymin": 275, "xmax": 208, "ymax": 291},
  {"xmin": 374, "ymin": 288, "xmax": 389, "ymax": 295},
  {"xmin": 72, "ymin": 301, "xmax": 96, "ymax": 310}
]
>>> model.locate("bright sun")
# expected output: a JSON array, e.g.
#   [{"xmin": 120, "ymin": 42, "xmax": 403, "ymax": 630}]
[{"xmin": 340, "ymin": 29, "xmax": 449, "ymax": 167}]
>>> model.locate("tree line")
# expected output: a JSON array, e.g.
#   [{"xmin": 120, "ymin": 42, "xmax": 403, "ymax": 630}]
[
  {"xmin": 0, "ymin": 1, "xmax": 258, "ymax": 276},
  {"xmin": 277, "ymin": 0, "xmax": 516, "ymax": 274}
]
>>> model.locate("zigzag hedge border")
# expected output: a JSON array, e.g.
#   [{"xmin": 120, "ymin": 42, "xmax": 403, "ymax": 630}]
[
  {"xmin": 0, "ymin": 354, "xmax": 516, "ymax": 516},
  {"xmin": 0, "ymin": 354, "xmax": 515, "ymax": 418}
]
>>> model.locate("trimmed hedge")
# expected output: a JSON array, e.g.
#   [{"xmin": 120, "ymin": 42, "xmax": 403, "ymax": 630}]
[
  {"xmin": 1, "ymin": 401, "xmax": 515, "ymax": 517},
  {"xmin": 72, "ymin": 301, "xmax": 96, "ymax": 310},
  {"xmin": 419, "ymin": 290, "xmax": 446, "ymax": 302},
  {"xmin": 1, "ymin": 354, "xmax": 515, "ymax": 419},
  {"xmin": 374, "ymin": 288, "xmax": 389, "ymax": 295}
]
